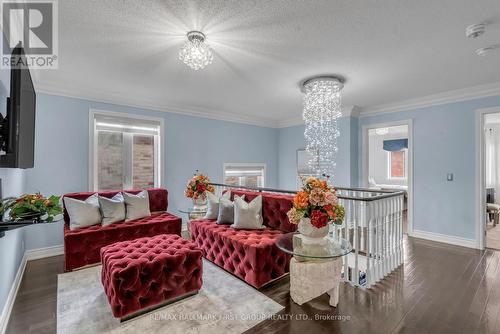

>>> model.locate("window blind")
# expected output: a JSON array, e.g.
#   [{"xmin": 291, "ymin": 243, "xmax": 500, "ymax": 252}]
[{"xmin": 94, "ymin": 114, "xmax": 160, "ymax": 135}]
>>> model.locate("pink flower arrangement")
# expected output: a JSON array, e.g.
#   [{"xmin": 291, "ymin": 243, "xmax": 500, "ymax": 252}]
[
  {"xmin": 287, "ymin": 176, "xmax": 345, "ymax": 228},
  {"xmin": 185, "ymin": 171, "xmax": 215, "ymax": 200}
]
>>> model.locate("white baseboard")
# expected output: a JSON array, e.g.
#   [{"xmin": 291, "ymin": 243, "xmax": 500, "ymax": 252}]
[
  {"xmin": 0, "ymin": 253, "xmax": 26, "ymax": 334},
  {"xmin": 411, "ymin": 230, "xmax": 477, "ymax": 249},
  {"xmin": 0, "ymin": 244, "xmax": 64, "ymax": 334},
  {"xmin": 25, "ymin": 245, "xmax": 64, "ymax": 261}
]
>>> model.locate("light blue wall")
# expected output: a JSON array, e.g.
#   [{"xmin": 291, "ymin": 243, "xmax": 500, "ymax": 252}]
[
  {"xmin": 0, "ymin": 169, "xmax": 26, "ymax": 317},
  {"xmin": 278, "ymin": 117, "xmax": 358, "ymax": 190},
  {"xmin": 359, "ymin": 95, "xmax": 500, "ymax": 240},
  {"xmin": 21, "ymin": 93, "xmax": 280, "ymax": 249},
  {"xmin": 278, "ymin": 125, "xmax": 305, "ymax": 190},
  {"xmin": 0, "ymin": 36, "xmax": 27, "ymax": 316}
]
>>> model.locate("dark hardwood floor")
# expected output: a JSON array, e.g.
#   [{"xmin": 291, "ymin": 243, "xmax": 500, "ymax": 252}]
[{"xmin": 6, "ymin": 236, "xmax": 500, "ymax": 334}]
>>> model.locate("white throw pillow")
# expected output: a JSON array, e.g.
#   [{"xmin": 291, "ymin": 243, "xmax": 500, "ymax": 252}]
[
  {"xmin": 231, "ymin": 195, "xmax": 264, "ymax": 230},
  {"xmin": 204, "ymin": 191, "xmax": 231, "ymax": 219},
  {"xmin": 64, "ymin": 194, "xmax": 102, "ymax": 230},
  {"xmin": 123, "ymin": 190, "xmax": 151, "ymax": 221},
  {"xmin": 99, "ymin": 193, "xmax": 126, "ymax": 226}
]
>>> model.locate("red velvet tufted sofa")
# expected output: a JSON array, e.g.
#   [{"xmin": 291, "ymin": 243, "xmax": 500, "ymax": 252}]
[
  {"xmin": 63, "ymin": 188, "xmax": 182, "ymax": 272},
  {"xmin": 190, "ymin": 190, "xmax": 297, "ymax": 288},
  {"xmin": 101, "ymin": 234, "xmax": 203, "ymax": 319}
]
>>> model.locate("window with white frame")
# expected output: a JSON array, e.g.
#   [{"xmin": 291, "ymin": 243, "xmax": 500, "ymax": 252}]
[
  {"xmin": 223, "ymin": 163, "xmax": 265, "ymax": 188},
  {"xmin": 90, "ymin": 111, "xmax": 163, "ymax": 191},
  {"xmin": 387, "ymin": 150, "xmax": 406, "ymax": 179}
]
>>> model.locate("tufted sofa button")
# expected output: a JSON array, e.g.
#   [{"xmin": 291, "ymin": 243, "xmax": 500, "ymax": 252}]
[
  {"xmin": 62, "ymin": 188, "xmax": 182, "ymax": 272},
  {"xmin": 101, "ymin": 234, "xmax": 203, "ymax": 318},
  {"xmin": 189, "ymin": 190, "xmax": 294, "ymax": 289}
]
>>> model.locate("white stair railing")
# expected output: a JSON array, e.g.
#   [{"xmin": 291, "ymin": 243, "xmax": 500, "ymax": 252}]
[
  {"xmin": 332, "ymin": 188, "xmax": 405, "ymax": 288},
  {"xmin": 209, "ymin": 183, "xmax": 405, "ymax": 288}
]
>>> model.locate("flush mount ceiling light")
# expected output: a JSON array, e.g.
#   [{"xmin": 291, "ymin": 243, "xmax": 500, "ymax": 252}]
[
  {"xmin": 476, "ymin": 45, "xmax": 498, "ymax": 56},
  {"xmin": 466, "ymin": 23, "xmax": 486, "ymax": 38},
  {"xmin": 301, "ymin": 76, "xmax": 344, "ymax": 179},
  {"xmin": 178, "ymin": 31, "xmax": 213, "ymax": 70}
]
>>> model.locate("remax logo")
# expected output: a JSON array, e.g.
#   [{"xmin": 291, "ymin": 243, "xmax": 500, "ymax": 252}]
[{"xmin": 1, "ymin": 0, "xmax": 58, "ymax": 68}]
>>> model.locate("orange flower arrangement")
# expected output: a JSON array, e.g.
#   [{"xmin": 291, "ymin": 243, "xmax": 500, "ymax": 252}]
[
  {"xmin": 293, "ymin": 191, "xmax": 309, "ymax": 209},
  {"xmin": 287, "ymin": 176, "xmax": 345, "ymax": 228},
  {"xmin": 184, "ymin": 171, "xmax": 215, "ymax": 200}
]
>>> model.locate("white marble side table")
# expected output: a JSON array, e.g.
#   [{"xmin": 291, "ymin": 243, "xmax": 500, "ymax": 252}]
[{"xmin": 275, "ymin": 233, "xmax": 351, "ymax": 307}]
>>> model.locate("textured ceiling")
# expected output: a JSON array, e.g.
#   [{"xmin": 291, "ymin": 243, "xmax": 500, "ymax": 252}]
[{"xmin": 34, "ymin": 0, "xmax": 500, "ymax": 126}]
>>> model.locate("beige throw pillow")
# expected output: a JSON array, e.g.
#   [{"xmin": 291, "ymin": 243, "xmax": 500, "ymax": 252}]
[
  {"xmin": 64, "ymin": 194, "xmax": 101, "ymax": 230},
  {"xmin": 123, "ymin": 190, "xmax": 151, "ymax": 221},
  {"xmin": 231, "ymin": 195, "xmax": 264, "ymax": 230}
]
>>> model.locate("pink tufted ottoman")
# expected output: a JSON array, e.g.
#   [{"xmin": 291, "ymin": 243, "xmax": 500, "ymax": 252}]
[{"xmin": 100, "ymin": 234, "xmax": 203, "ymax": 320}]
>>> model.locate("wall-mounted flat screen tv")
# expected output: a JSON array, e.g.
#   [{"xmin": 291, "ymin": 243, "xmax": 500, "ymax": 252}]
[{"xmin": 0, "ymin": 45, "xmax": 36, "ymax": 168}]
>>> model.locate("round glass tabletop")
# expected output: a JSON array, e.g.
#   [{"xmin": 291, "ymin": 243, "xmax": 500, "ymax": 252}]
[
  {"xmin": 178, "ymin": 208, "xmax": 207, "ymax": 214},
  {"xmin": 275, "ymin": 232, "xmax": 352, "ymax": 260}
]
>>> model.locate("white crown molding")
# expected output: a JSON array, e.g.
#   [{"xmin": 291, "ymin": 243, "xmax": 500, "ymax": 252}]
[
  {"xmin": 360, "ymin": 81, "xmax": 500, "ymax": 117},
  {"xmin": 35, "ymin": 80, "xmax": 500, "ymax": 128},
  {"xmin": 276, "ymin": 105, "xmax": 360, "ymax": 128},
  {"xmin": 411, "ymin": 230, "xmax": 477, "ymax": 249},
  {"xmin": 35, "ymin": 83, "xmax": 280, "ymax": 128},
  {"xmin": 276, "ymin": 116, "xmax": 303, "ymax": 128}
]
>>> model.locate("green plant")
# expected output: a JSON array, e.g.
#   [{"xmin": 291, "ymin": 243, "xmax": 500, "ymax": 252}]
[{"xmin": 5, "ymin": 193, "xmax": 63, "ymax": 222}]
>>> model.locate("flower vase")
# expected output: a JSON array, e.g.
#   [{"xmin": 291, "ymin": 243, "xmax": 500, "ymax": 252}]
[
  {"xmin": 192, "ymin": 196, "xmax": 207, "ymax": 211},
  {"xmin": 297, "ymin": 218, "xmax": 329, "ymax": 244}
]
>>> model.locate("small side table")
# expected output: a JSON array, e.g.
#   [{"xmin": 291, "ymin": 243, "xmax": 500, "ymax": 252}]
[
  {"xmin": 178, "ymin": 208, "xmax": 207, "ymax": 238},
  {"xmin": 275, "ymin": 233, "xmax": 351, "ymax": 307}
]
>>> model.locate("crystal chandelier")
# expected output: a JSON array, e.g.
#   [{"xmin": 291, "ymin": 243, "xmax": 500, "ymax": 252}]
[
  {"xmin": 301, "ymin": 76, "xmax": 344, "ymax": 179},
  {"xmin": 178, "ymin": 31, "xmax": 213, "ymax": 70}
]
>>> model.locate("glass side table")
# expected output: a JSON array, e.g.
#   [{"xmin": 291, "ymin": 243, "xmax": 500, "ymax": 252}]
[
  {"xmin": 275, "ymin": 232, "xmax": 352, "ymax": 307},
  {"xmin": 178, "ymin": 208, "xmax": 207, "ymax": 237}
]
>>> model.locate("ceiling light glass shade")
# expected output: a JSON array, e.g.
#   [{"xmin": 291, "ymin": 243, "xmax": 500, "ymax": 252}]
[
  {"xmin": 302, "ymin": 76, "xmax": 343, "ymax": 179},
  {"xmin": 179, "ymin": 31, "xmax": 213, "ymax": 70}
]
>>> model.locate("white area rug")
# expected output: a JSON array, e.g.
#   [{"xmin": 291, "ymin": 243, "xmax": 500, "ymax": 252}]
[{"xmin": 57, "ymin": 260, "xmax": 283, "ymax": 334}]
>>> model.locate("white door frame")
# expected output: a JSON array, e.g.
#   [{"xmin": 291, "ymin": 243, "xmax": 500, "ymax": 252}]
[
  {"xmin": 361, "ymin": 119, "xmax": 414, "ymax": 235},
  {"xmin": 475, "ymin": 106, "xmax": 500, "ymax": 250}
]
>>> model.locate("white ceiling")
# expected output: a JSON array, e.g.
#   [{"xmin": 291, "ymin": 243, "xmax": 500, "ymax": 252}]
[{"xmin": 34, "ymin": 0, "xmax": 500, "ymax": 127}]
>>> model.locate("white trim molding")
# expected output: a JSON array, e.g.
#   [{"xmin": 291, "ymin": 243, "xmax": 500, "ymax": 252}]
[
  {"xmin": 276, "ymin": 116, "xmax": 303, "ymax": 129},
  {"xmin": 25, "ymin": 245, "xmax": 64, "ymax": 261},
  {"xmin": 223, "ymin": 162, "xmax": 267, "ymax": 188},
  {"xmin": 475, "ymin": 106, "xmax": 500, "ymax": 250},
  {"xmin": 0, "ymin": 245, "xmax": 64, "ymax": 334},
  {"xmin": 412, "ymin": 230, "xmax": 477, "ymax": 249},
  {"xmin": 0, "ymin": 254, "xmax": 26, "ymax": 334},
  {"xmin": 35, "ymin": 81, "xmax": 500, "ymax": 128},
  {"xmin": 88, "ymin": 109, "xmax": 165, "ymax": 192},
  {"xmin": 276, "ymin": 105, "xmax": 360, "ymax": 128},
  {"xmin": 36, "ymin": 83, "xmax": 279, "ymax": 128},
  {"xmin": 361, "ymin": 120, "xmax": 414, "ymax": 236},
  {"xmin": 360, "ymin": 81, "xmax": 500, "ymax": 116}
]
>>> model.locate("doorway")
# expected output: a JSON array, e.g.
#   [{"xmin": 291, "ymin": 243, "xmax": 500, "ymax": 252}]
[
  {"xmin": 362, "ymin": 121, "xmax": 413, "ymax": 235},
  {"xmin": 481, "ymin": 112, "xmax": 500, "ymax": 250}
]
